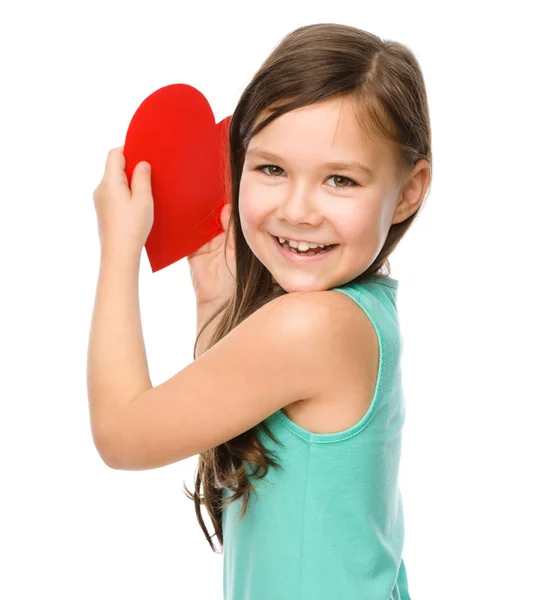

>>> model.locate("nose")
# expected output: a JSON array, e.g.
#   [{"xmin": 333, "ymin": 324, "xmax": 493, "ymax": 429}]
[{"xmin": 276, "ymin": 181, "xmax": 323, "ymax": 227}]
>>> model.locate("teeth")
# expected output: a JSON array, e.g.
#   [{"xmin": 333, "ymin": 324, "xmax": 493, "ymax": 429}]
[{"xmin": 278, "ymin": 237, "xmax": 325, "ymax": 249}]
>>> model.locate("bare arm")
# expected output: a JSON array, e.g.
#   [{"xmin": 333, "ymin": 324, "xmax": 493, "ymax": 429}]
[
  {"xmin": 96, "ymin": 292, "xmax": 364, "ymax": 470},
  {"xmin": 195, "ymin": 300, "xmax": 228, "ymax": 359}
]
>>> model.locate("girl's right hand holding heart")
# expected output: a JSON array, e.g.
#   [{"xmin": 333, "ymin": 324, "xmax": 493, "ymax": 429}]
[{"xmin": 187, "ymin": 203, "xmax": 236, "ymax": 310}]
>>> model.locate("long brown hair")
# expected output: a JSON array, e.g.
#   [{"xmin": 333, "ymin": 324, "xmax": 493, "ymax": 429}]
[{"xmin": 183, "ymin": 22, "xmax": 432, "ymax": 553}]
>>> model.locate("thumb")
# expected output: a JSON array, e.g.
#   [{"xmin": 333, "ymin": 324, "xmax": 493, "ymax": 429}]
[
  {"xmin": 131, "ymin": 161, "xmax": 152, "ymax": 195},
  {"xmin": 220, "ymin": 203, "xmax": 235, "ymax": 250},
  {"xmin": 220, "ymin": 202, "xmax": 231, "ymax": 232}
]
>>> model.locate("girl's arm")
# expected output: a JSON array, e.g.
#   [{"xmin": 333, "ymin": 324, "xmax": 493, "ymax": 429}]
[
  {"xmin": 87, "ymin": 253, "xmax": 153, "ymax": 455},
  {"xmin": 92, "ymin": 291, "xmax": 359, "ymax": 471},
  {"xmin": 195, "ymin": 300, "xmax": 227, "ymax": 359}
]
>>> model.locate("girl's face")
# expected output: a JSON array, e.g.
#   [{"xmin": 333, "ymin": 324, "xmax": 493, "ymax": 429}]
[{"xmin": 238, "ymin": 97, "xmax": 404, "ymax": 292}]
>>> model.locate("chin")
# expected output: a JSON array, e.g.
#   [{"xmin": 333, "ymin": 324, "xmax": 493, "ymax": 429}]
[{"xmin": 270, "ymin": 274, "xmax": 331, "ymax": 294}]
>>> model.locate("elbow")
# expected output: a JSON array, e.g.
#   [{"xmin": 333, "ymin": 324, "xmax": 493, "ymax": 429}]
[
  {"xmin": 91, "ymin": 422, "xmax": 125, "ymax": 470},
  {"xmin": 93, "ymin": 432, "xmax": 151, "ymax": 471},
  {"xmin": 97, "ymin": 444, "xmax": 124, "ymax": 470}
]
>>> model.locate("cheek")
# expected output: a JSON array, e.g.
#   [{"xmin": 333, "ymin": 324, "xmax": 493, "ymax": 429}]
[
  {"xmin": 336, "ymin": 202, "xmax": 385, "ymax": 248},
  {"xmin": 325, "ymin": 203, "xmax": 371, "ymax": 239},
  {"xmin": 237, "ymin": 178, "xmax": 267, "ymax": 254},
  {"xmin": 238, "ymin": 176, "xmax": 274, "ymax": 233}
]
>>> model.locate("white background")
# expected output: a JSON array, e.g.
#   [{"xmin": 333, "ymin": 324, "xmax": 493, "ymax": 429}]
[{"xmin": 1, "ymin": 1, "xmax": 550, "ymax": 598}]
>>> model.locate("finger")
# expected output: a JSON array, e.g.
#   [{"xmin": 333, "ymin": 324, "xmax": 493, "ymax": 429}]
[
  {"xmin": 222, "ymin": 205, "xmax": 235, "ymax": 250},
  {"xmin": 220, "ymin": 202, "xmax": 231, "ymax": 231},
  {"xmin": 104, "ymin": 146, "xmax": 128, "ymax": 186},
  {"xmin": 130, "ymin": 160, "xmax": 152, "ymax": 197}
]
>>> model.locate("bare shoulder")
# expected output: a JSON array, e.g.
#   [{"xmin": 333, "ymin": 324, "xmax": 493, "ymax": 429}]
[
  {"xmin": 97, "ymin": 287, "xmax": 377, "ymax": 470},
  {"xmin": 278, "ymin": 289, "xmax": 380, "ymax": 434},
  {"xmin": 271, "ymin": 289, "xmax": 378, "ymax": 394},
  {"xmin": 265, "ymin": 289, "xmax": 373, "ymax": 350},
  {"xmin": 281, "ymin": 288, "xmax": 376, "ymax": 343}
]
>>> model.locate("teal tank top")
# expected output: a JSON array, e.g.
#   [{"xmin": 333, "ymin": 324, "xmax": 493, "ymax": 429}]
[{"xmin": 221, "ymin": 275, "xmax": 411, "ymax": 599}]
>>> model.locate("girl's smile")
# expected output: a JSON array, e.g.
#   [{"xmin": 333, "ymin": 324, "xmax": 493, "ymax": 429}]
[{"xmin": 270, "ymin": 233, "xmax": 339, "ymax": 265}]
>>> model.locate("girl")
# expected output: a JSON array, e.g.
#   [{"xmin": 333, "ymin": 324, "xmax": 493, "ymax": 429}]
[{"xmin": 89, "ymin": 22, "xmax": 431, "ymax": 600}]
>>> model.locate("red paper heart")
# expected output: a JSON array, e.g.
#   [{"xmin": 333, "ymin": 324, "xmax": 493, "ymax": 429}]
[{"xmin": 123, "ymin": 84, "xmax": 232, "ymax": 272}]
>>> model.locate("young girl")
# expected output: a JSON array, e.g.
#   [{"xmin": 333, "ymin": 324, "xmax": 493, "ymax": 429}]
[{"xmin": 89, "ymin": 22, "xmax": 431, "ymax": 600}]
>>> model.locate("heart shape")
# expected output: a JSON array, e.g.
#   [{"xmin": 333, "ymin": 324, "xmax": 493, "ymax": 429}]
[{"xmin": 123, "ymin": 83, "xmax": 232, "ymax": 272}]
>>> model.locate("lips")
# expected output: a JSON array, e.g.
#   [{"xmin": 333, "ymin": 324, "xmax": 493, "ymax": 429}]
[
  {"xmin": 271, "ymin": 234, "xmax": 338, "ymax": 262},
  {"xmin": 273, "ymin": 234, "xmax": 332, "ymax": 247}
]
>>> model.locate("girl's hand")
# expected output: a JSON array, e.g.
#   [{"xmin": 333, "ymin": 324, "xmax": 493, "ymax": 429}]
[
  {"xmin": 187, "ymin": 203, "xmax": 236, "ymax": 308},
  {"xmin": 93, "ymin": 146, "xmax": 153, "ymax": 257}
]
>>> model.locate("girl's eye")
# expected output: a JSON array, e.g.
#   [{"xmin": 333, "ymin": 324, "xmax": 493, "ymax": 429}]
[
  {"xmin": 256, "ymin": 165, "xmax": 358, "ymax": 190},
  {"xmin": 327, "ymin": 175, "xmax": 356, "ymax": 189},
  {"xmin": 259, "ymin": 165, "xmax": 284, "ymax": 177}
]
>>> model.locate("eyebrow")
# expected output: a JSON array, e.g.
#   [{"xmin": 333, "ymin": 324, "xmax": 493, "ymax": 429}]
[{"xmin": 246, "ymin": 147, "xmax": 374, "ymax": 178}]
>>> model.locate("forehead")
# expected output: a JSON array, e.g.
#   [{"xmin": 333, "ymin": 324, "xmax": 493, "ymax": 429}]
[{"xmin": 247, "ymin": 97, "xmax": 391, "ymax": 167}]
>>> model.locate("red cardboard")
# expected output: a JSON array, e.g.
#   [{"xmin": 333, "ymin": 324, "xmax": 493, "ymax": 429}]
[{"xmin": 123, "ymin": 83, "xmax": 232, "ymax": 272}]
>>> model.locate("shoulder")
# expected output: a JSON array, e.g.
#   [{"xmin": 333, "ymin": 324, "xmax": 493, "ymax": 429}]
[
  {"xmin": 265, "ymin": 290, "xmax": 379, "ymax": 423},
  {"xmin": 260, "ymin": 289, "xmax": 376, "ymax": 361},
  {"xmin": 99, "ymin": 288, "xmax": 377, "ymax": 469},
  {"xmin": 214, "ymin": 287, "xmax": 378, "ymax": 405}
]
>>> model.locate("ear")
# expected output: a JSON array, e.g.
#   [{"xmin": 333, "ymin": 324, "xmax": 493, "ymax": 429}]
[{"xmin": 391, "ymin": 159, "xmax": 431, "ymax": 225}]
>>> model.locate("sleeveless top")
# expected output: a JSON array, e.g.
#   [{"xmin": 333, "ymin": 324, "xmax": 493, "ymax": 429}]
[{"xmin": 221, "ymin": 275, "xmax": 411, "ymax": 600}]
